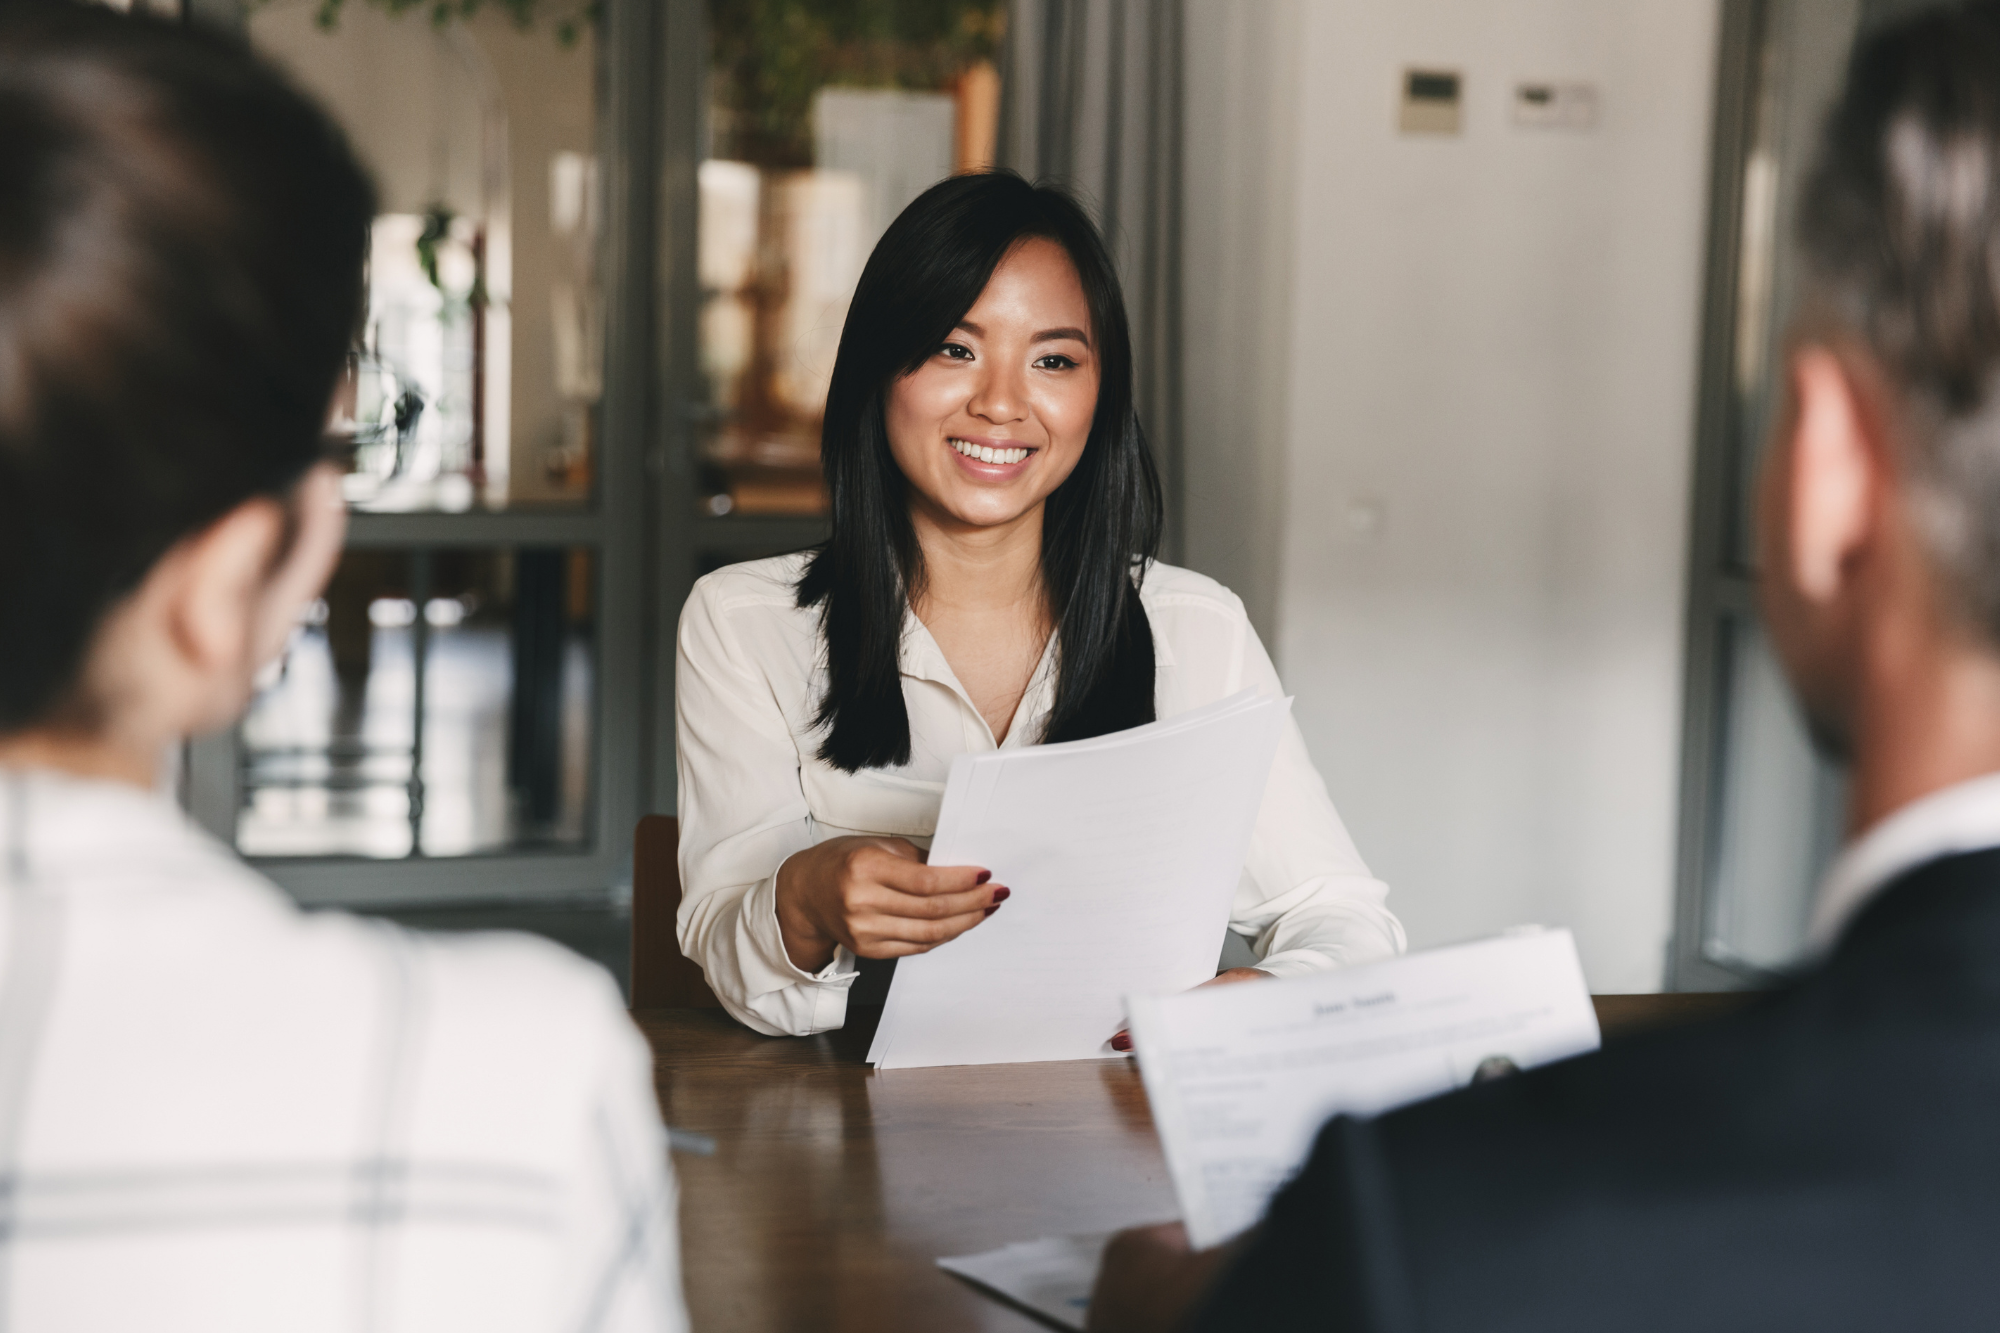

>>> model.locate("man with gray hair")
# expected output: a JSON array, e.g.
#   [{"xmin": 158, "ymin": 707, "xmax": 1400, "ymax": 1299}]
[{"xmin": 1090, "ymin": 4, "xmax": 2000, "ymax": 1329}]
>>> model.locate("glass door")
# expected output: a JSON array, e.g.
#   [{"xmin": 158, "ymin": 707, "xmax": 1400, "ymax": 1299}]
[
  {"xmin": 685, "ymin": 0, "xmax": 1006, "ymax": 573},
  {"xmin": 182, "ymin": 0, "xmax": 659, "ymax": 908}
]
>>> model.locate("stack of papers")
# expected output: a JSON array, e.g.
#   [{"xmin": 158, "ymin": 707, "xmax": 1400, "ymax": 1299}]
[
  {"xmin": 1128, "ymin": 927, "xmax": 1601, "ymax": 1247},
  {"xmin": 866, "ymin": 690, "xmax": 1289, "ymax": 1069}
]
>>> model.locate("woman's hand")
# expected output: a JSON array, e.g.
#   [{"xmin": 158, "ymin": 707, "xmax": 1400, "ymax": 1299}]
[
  {"xmin": 1109, "ymin": 967, "xmax": 1274, "ymax": 1053},
  {"xmin": 1204, "ymin": 967, "xmax": 1276, "ymax": 987},
  {"xmin": 774, "ymin": 835, "xmax": 1007, "ymax": 974}
]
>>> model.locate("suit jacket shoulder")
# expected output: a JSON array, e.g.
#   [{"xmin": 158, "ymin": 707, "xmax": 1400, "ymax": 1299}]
[{"xmin": 1195, "ymin": 848, "xmax": 2000, "ymax": 1332}]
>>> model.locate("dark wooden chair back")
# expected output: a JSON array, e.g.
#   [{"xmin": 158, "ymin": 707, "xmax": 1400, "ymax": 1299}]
[{"xmin": 630, "ymin": 815, "xmax": 723, "ymax": 1010}]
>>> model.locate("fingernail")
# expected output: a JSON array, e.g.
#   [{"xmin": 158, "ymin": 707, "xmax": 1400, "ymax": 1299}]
[
  {"xmin": 983, "ymin": 905, "xmax": 1000, "ymax": 916},
  {"xmin": 975, "ymin": 870, "xmax": 992, "ymax": 884},
  {"xmin": 990, "ymin": 886, "xmax": 1011, "ymax": 903},
  {"xmin": 1110, "ymin": 1033, "xmax": 1133, "ymax": 1052}
]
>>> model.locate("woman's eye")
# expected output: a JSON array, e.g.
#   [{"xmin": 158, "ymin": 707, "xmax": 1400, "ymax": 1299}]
[
  {"xmin": 939, "ymin": 343, "xmax": 974, "ymax": 361},
  {"xmin": 1034, "ymin": 354, "xmax": 1077, "ymax": 371}
]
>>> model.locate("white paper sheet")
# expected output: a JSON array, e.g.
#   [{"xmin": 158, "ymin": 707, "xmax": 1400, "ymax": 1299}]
[
  {"xmin": 866, "ymin": 690, "xmax": 1289, "ymax": 1069},
  {"xmin": 936, "ymin": 1233, "xmax": 1108, "ymax": 1331},
  {"xmin": 1128, "ymin": 927, "xmax": 1601, "ymax": 1248}
]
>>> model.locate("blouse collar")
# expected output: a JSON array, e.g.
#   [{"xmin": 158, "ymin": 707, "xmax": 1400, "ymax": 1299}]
[{"xmin": 896, "ymin": 607, "xmax": 1059, "ymax": 750}]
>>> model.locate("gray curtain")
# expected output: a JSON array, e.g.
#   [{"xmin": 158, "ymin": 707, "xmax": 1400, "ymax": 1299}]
[
  {"xmin": 1860, "ymin": 0, "xmax": 1964, "ymax": 29},
  {"xmin": 1000, "ymin": 0, "xmax": 1185, "ymax": 561},
  {"xmin": 182, "ymin": 0, "xmax": 246, "ymax": 34}
]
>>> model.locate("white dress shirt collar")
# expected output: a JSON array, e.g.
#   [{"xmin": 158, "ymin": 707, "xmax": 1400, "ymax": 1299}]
[
  {"xmin": 895, "ymin": 606, "xmax": 1060, "ymax": 750},
  {"xmin": 1807, "ymin": 770, "xmax": 2000, "ymax": 951},
  {"xmin": 889, "ymin": 569, "xmax": 1181, "ymax": 722}
]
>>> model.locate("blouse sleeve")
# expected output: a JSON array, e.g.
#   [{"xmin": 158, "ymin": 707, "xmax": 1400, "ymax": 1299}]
[
  {"xmin": 1232, "ymin": 620, "xmax": 1407, "ymax": 975},
  {"xmin": 674, "ymin": 579, "xmax": 857, "ymax": 1036}
]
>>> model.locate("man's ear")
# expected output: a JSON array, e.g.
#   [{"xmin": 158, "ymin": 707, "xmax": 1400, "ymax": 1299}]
[{"xmin": 1785, "ymin": 346, "xmax": 1879, "ymax": 604}]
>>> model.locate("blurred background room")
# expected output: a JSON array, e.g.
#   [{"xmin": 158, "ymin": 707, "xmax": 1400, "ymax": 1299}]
[{"xmin": 110, "ymin": 0, "xmax": 1927, "ymax": 998}]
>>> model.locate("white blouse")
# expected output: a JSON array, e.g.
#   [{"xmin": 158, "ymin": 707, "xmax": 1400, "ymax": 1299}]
[{"xmin": 674, "ymin": 553, "xmax": 1405, "ymax": 1037}]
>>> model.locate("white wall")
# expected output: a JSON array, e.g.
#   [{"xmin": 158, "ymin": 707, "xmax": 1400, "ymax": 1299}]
[{"xmin": 1183, "ymin": 0, "xmax": 1720, "ymax": 990}]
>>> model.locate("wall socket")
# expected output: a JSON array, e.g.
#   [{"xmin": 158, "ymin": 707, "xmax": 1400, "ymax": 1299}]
[{"xmin": 1513, "ymin": 81, "xmax": 1599, "ymax": 130}]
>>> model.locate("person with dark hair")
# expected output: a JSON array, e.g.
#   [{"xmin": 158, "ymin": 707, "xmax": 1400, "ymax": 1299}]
[
  {"xmin": 1088, "ymin": 5, "xmax": 2000, "ymax": 1329},
  {"xmin": 0, "ymin": 6, "xmax": 684, "ymax": 1328},
  {"xmin": 676, "ymin": 171, "xmax": 1405, "ymax": 1036}
]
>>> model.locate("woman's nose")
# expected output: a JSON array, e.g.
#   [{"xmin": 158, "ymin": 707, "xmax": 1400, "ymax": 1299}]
[{"xmin": 966, "ymin": 363, "xmax": 1028, "ymax": 424}]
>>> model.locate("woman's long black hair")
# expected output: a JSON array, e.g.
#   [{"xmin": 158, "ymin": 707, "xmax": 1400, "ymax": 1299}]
[{"xmin": 797, "ymin": 171, "xmax": 1164, "ymax": 773}]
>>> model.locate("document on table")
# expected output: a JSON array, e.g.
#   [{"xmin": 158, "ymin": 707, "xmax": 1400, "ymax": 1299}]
[
  {"xmin": 865, "ymin": 690, "xmax": 1289, "ymax": 1070},
  {"xmin": 1128, "ymin": 927, "xmax": 1600, "ymax": 1248},
  {"xmin": 936, "ymin": 1233, "xmax": 1107, "ymax": 1332}
]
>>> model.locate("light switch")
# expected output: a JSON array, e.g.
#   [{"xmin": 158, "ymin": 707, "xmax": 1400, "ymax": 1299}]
[
  {"xmin": 1399, "ymin": 68, "xmax": 1462, "ymax": 135},
  {"xmin": 1345, "ymin": 498, "xmax": 1386, "ymax": 543}
]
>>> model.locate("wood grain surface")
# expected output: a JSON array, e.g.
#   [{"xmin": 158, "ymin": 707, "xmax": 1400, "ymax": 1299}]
[{"xmin": 636, "ymin": 991, "xmax": 1754, "ymax": 1333}]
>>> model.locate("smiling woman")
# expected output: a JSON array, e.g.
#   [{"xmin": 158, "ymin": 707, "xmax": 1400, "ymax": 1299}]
[
  {"xmin": 672, "ymin": 171, "xmax": 1408, "ymax": 1038},
  {"xmin": 805, "ymin": 175, "xmax": 1162, "ymax": 775}
]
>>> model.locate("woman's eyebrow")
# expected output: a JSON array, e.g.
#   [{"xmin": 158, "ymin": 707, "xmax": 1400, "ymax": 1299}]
[{"xmin": 950, "ymin": 319, "xmax": 1091, "ymax": 347}]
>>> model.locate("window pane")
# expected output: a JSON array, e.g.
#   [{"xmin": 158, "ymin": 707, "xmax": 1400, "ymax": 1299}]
[
  {"xmin": 697, "ymin": 1, "xmax": 1007, "ymax": 520},
  {"xmin": 1703, "ymin": 616, "xmax": 1844, "ymax": 973},
  {"xmin": 237, "ymin": 548, "xmax": 595, "ymax": 859},
  {"xmin": 251, "ymin": 2, "xmax": 601, "ymax": 511},
  {"xmin": 1722, "ymin": 0, "xmax": 1862, "ymax": 570}
]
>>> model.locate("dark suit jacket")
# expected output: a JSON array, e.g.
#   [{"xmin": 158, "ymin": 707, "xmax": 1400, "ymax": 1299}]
[{"xmin": 1191, "ymin": 849, "xmax": 2000, "ymax": 1332}]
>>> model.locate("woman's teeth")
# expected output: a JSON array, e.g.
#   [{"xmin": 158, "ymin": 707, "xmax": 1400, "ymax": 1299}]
[{"xmin": 951, "ymin": 438, "xmax": 1030, "ymax": 465}]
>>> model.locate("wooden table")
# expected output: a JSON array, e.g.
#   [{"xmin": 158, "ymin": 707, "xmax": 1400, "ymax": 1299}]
[{"xmin": 635, "ymin": 993, "xmax": 1751, "ymax": 1333}]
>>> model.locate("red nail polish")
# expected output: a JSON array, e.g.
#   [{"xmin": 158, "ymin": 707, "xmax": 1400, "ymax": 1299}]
[
  {"xmin": 983, "ymin": 905, "xmax": 999, "ymax": 916},
  {"xmin": 1110, "ymin": 1033, "xmax": 1133, "ymax": 1052},
  {"xmin": 976, "ymin": 870, "xmax": 992, "ymax": 884},
  {"xmin": 990, "ymin": 886, "xmax": 1011, "ymax": 903}
]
